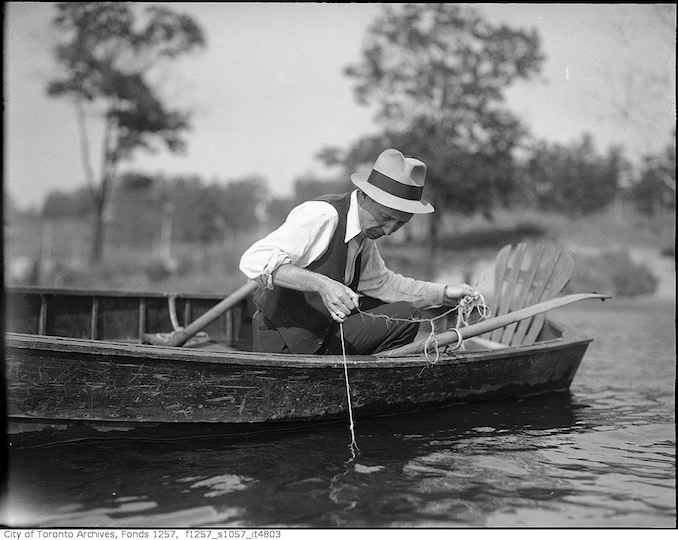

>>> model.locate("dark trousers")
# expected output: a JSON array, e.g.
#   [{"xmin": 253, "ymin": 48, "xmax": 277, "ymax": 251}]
[{"xmin": 252, "ymin": 297, "xmax": 421, "ymax": 355}]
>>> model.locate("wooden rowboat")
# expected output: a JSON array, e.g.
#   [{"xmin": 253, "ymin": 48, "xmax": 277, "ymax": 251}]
[{"xmin": 4, "ymin": 286, "xmax": 593, "ymax": 437}]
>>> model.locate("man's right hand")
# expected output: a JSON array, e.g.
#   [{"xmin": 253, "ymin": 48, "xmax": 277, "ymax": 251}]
[{"xmin": 316, "ymin": 276, "xmax": 360, "ymax": 323}]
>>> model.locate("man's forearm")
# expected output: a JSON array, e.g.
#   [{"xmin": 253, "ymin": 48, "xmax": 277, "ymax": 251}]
[
  {"xmin": 270, "ymin": 263, "xmax": 329, "ymax": 294},
  {"xmin": 272, "ymin": 263, "xmax": 360, "ymax": 322}
]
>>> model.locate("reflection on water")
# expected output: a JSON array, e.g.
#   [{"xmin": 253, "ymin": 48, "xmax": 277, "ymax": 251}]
[{"xmin": 5, "ymin": 297, "xmax": 676, "ymax": 527}]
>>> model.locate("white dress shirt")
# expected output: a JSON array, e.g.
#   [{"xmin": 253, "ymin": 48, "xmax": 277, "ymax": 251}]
[{"xmin": 239, "ymin": 190, "xmax": 446, "ymax": 309}]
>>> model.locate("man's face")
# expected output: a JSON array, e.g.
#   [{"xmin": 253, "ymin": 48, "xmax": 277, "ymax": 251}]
[{"xmin": 359, "ymin": 196, "xmax": 414, "ymax": 240}]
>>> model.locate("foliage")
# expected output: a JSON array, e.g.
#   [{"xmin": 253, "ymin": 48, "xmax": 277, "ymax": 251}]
[
  {"xmin": 169, "ymin": 176, "xmax": 223, "ymax": 243},
  {"xmin": 291, "ymin": 173, "xmax": 352, "ymax": 203},
  {"xmin": 106, "ymin": 173, "xmax": 268, "ymax": 246},
  {"xmin": 341, "ymin": 3, "xmax": 545, "ymax": 226},
  {"xmin": 631, "ymin": 137, "xmax": 676, "ymax": 215},
  {"xmin": 265, "ymin": 197, "xmax": 296, "ymax": 229},
  {"xmin": 433, "ymin": 220, "xmax": 546, "ymax": 251},
  {"xmin": 10, "ymin": 198, "xmax": 668, "ymax": 300},
  {"xmin": 518, "ymin": 134, "xmax": 624, "ymax": 216},
  {"xmin": 566, "ymin": 250, "xmax": 658, "ymax": 297},
  {"xmin": 46, "ymin": 2, "xmax": 205, "ymax": 262},
  {"xmin": 41, "ymin": 186, "xmax": 93, "ymax": 219},
  {"xmin": 345, "ymin": 4, "xmax": 544, "ymax": 128},
  {"xmin": 261, "ymin": 172, "xmax": 352, "ymax": 229}
]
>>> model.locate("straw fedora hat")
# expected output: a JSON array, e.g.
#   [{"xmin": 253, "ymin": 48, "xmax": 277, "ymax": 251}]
[{"xmin": 350, "ymin": 149, "xmax": 434, "ymax": 214}]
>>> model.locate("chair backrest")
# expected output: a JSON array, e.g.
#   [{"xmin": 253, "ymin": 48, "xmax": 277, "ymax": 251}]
[{"xmin": 487, "ymin": 243, "xmax": 574, "ymax": 346}]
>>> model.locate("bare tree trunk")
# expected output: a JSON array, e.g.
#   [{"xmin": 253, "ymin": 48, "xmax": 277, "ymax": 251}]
[
  {"xmin": 75, "ymin": 100, "xmax": 96, "ymax": 190},
  {"xmin": 89, "ymin": 117, "xmax": 116, "ymax": 264}
]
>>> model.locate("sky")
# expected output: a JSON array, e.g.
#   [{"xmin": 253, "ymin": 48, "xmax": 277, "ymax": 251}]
[{"xmin": 4, "ymin": 3, "xmax": 676, "ymax": 210}]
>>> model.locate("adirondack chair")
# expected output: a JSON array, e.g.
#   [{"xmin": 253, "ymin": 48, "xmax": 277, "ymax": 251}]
[{"xmin": 480, "ymin": 242, "xmax": 574, "ymax": 347}]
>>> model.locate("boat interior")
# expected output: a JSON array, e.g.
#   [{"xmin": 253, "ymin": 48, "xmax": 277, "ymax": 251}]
[
  {"xmin": 5, "ymin": 243, "xmax": 576, "ymax": 355},
  {"xmin": 5, "ymin": 287, "xmax": 565, "ymax": 355}
]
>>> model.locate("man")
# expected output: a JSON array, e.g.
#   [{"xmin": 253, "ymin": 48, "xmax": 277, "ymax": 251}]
[{"xmin": 239, "ymin": 148, "xmax": 475, "ymax": 355}]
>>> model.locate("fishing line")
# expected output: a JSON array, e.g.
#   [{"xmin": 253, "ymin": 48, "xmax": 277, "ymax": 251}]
[
  {"xmin": 338, "ymin": 323, "xmax": 359, "ymax": 455},
  {"xmin": 329, "ymin": 328, "xmax": 360, "ymax": 515}
]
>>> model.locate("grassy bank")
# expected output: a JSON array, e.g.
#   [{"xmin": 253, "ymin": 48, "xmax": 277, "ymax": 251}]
[{"xmin": 5, "ymin": 206, "xmax": 674, "ymax": 298}]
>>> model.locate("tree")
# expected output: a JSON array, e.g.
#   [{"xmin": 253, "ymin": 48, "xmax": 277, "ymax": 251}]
[
  {"xmin": 169, "ymin": 176, "xmax": 219, "ymax": 243},
  {"xmin": 108, "ymin": 171, "xmax": 162, "ymax": 248},
  {"xmin": 520, "ymin": 134, "xmax": 624, "ymax": 216},
  {"xmin": 171, "ymin": 175, "xmax": 270, "ymax": 243},
  {"xmin": 265, "ymin": 197, "xmax": 296, "ymax": 230},
  {"xmin": 219, "ymin": 176, "xmax": 270, "ymax": 237},
  {"xmin": 631, "ymin": 137, "xmax": 676, "ymax": 215},
  {"xmin": 290, "ymin": 173, "xmax": 351, "ymax": 204},
  {"xmin": 42, "ymin": 186, "xmax": 93, "ymax": 219},
  {"xmin": 46, "ymin": 2, "xmax": 205, "ymax": 262},
  {"xmin": 342, "ymin": 3, "xmax": 544, "ymax": 245}
]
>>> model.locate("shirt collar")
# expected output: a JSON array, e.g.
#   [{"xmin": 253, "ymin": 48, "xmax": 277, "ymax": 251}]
[{"xmin": 345, "ymin": 190, "xmax": 363, "ymax": 243}]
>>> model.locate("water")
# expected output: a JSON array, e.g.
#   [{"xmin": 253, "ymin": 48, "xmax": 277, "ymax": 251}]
[{"xmin": 4, "ymin": 296, "xmax": 675, "ymax": 527}]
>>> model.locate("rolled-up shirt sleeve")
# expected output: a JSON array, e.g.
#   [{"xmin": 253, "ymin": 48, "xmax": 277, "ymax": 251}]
[
  {"xmin": 357, "ymin": 241, "xmax": 446, "ymax": 309},
  {"xmin": 239, "ymin": 201, "xmax": 339, "ymax": 288}
]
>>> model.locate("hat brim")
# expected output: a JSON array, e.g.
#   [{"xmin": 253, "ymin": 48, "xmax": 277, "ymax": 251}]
[{"xmin": 351, "ymin": 172, "xmax": 434, "ymax": 214}]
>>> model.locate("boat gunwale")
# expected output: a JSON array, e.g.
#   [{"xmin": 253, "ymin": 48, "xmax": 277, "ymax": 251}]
[
  {"xmin": 5, "ymin": 286, "xmax": 229, "ymax": 301},
  {"xmin": 4, "ymin": 323, "xmax": 592, "ymax": 370}
]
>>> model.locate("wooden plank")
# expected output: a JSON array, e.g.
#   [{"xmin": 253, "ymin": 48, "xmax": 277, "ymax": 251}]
[
  {"xmin": 490, "ymin": 243, "xmax": 527, "ymax": 341},
  {"xmin": 521, "ymin": 251, "xmax": 574, "ymax": 345},
  {"xmin": 510, "ymin": 247, "xmax": 562, "ymax": 346},
  {"xmin": 90, "ymin": 297, "xmax": 99, "ymax": 340},
  {"xmin": 138, "ymin": 298, "xmax": 147, "ymax": 343},
  {"xmin": 5, "ymin": 286, "xmax": 225, "ymax": 300},
  {"xmin": 38, "ymin": 295, "xmax": 47, "ymax": 335},
  {"xmin": 500, "ymin": 244, "xmax": 545, "ymax": 345},
  {"xmin": 491, "ymin": 244, "xmax": 512, "ymax": 313}
]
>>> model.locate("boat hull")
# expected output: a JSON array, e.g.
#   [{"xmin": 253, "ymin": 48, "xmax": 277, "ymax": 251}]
[
  {"xmin": 5, "ymin": 332, "xmax": 589, "ymax": 427},
  {"xmin": 4, "ymin": 285, "xmax": 593, "ymax": 437}
]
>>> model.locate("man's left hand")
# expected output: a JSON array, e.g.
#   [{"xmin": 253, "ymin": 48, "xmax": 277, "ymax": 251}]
[{"xmin": 444, "ymin": 284, "xmax": 476, "ymax": 303}]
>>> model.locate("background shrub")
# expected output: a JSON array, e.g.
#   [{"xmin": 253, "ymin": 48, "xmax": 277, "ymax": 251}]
[{"xmin": 567, "ymin": 250, "xmax": 658, "ymax": 297}]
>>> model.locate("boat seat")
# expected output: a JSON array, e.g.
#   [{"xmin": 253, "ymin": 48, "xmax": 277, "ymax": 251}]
[{"xmin": 484, "ymin": 242, "xmax": 574, "ymax": 347}]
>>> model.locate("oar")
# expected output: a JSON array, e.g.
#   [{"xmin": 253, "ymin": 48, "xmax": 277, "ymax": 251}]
[
  {"xmin": 379, "ymin": 292, "xmax": 611, "ymax": 357},
  {"xmin": 144, "ymin": 280, "xmax": 258, "ymax": 347}
]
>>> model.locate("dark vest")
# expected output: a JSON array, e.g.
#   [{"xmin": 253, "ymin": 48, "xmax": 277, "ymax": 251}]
[{"xmin": 253, "ymin": 193, "xmax": 361, "ymax": 354}]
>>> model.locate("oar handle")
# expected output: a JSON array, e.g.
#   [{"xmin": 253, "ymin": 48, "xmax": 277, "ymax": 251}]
[
  {"xmin": 380, "ymin": 292, "xmax": 611, "ymax": 357},
  {"xmin": 167, "ymin": 280, "xmax": 258, "ymax": 347}
]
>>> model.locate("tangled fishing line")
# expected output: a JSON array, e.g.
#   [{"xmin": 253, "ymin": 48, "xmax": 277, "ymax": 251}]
[{"xmin": 353, "ymin": 286, "xmax": 491, "ymax": 363}]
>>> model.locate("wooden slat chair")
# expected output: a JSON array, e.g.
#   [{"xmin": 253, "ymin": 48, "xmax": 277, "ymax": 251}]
[{"xmin": 483, "ymin": 242, "xmax": 574, "ymax": 347}]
